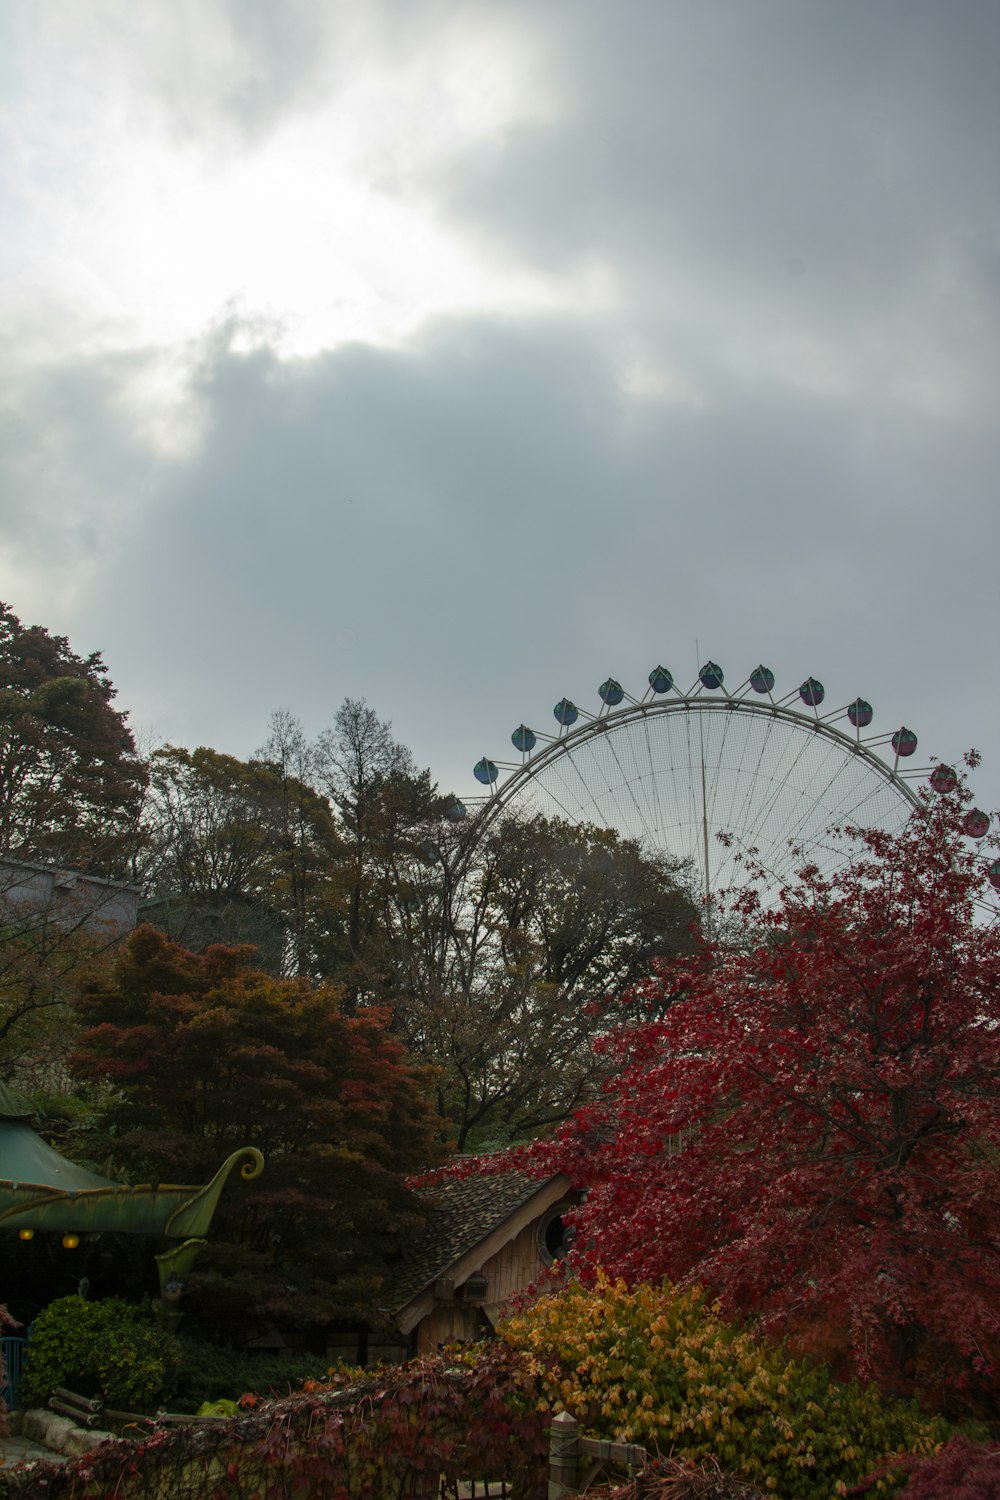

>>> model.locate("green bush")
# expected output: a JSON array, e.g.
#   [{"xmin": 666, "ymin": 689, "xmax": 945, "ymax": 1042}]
[
  {"xmin": 95, "ymin": 1320, "xmax": 182, "ymax": 1411},
  {"xmin": 171, "ymin": 1335, "xmax": 335, "ymax": 1412},
  {"xmin": 22, "ymin": 1296, "xmax": 180, "ymax": 1411},
  {"xmin": 500, "ymin": 1274, "xmax": 949, "ymax": 1500}
]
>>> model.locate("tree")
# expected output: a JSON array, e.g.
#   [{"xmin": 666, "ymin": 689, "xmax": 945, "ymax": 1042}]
[
  {"xmin": 475, "ymin": 814, "xmax": 696, "ymax": 1006},
  {"xmin": 0, "ymin": 867, "xmax": 121, "ymax": 1091},
  {"xmin": 70, "ymin": 926, "xmax": 442, "ymax": 1336},
  {"xmin": 387, "ymin": 812, "xmax": 699, "ymax": 1149},
  {"xmin": 314, "ymin": 699, "xmax": 450, "ymax": 1009},
  {"xmin": 508, "ymin": 764, "xmax": 1000, "ymax": 1412},
  {"xmin": 140, "ymin": 745, "xmax": 287, "ymax": 965},
  {"xmin": 255, "ymin": 710, "xmax": 349, "ymax": 978},
  {"xmin": 141, "ymin": 738, "xmax": 343, "ymax": 975},
  {"xmin": 0, "ymin": 602, "xmax": 147, "ymax": 878},
  {"xmin": 139, "ymin": 705, "xmax": 700, "ymax": 1154},
  {"xmin": 0, "ymin": 852, "xmax": 142, "ymax": 1094}
]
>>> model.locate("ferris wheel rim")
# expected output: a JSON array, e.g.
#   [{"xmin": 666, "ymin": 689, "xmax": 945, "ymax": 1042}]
[
  {"xmin": 468, "ymin": 693, "xmax": 922, "ymax": 840},
  {"xmin": 447, "ymin": 666, "xmax": 998, "ymax": 920}
]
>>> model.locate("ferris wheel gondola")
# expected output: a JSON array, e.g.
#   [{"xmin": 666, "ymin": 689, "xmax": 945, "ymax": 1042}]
[{"xmin": 464, "ymin": 658, "xmax": 993, "ymax": 919}]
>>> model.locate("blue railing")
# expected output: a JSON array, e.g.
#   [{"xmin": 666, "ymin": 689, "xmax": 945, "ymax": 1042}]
[{"xmin": 1, "ymin": 1335, "xmax": 27, "ymax": 1411}]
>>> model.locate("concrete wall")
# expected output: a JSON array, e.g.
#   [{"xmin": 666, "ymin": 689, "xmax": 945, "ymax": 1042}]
[{"xmin": 0, "ymin": 858, "xmax": 139, "ymax": 940}]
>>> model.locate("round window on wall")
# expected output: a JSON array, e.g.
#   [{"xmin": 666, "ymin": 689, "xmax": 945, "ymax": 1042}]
[{"xmin": 536, "ymin": 1203, "xmax": 577, "ymax": 1266}]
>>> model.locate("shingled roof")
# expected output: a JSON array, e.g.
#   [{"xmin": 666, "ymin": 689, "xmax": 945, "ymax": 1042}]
[{"xmin": 389, "ymin": 1169, "xmax": 560, "ymax": 1313}]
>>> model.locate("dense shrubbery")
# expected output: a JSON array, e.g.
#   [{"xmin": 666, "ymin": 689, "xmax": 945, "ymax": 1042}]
[
  {"xmin": 10, "ymin": 1290, "xmax": 994, "ymax": 1499},
  {"xmin": 21, "ymin": 1300, "xmax": 338, "ymax": 1415},
  {"xmin": 96, "ymin": 1318, "xmax": 182, "ymax": 1411},
  {"xmin": 6, "ymin": 1348, "xmax": 549, "ymax": 1499},
  {"xmin": 171, "ymin": 1336, "xmax": 336, "ymax": 1411},
  {"xmin": 500, "ymin": 1275, "xmax": 946, "ymax": 1499},
  {"xmin": 22, "ymin": 1296, "xmax": 180, "ymax": 1411}
]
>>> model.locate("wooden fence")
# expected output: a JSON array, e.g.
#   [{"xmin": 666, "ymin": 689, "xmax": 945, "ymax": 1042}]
[
  {"xmin": 440, "ymin": 1415, "xmax": 648, "ymax": 1498},
  {"xmin": 546, "ymin": 1410, "xmax": 648, "ymax": 1498}
]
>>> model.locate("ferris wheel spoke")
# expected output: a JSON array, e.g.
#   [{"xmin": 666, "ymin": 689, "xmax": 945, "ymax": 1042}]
[
  {"xmin": 704, "ymin": 711, "xmax": 745, "ymax": 892},
  {"xmin": 669, "ymin": 717, "xmax": 689, "ymax": 856},
  {"xmin": 768, "ymin": 736, "xmax": 852, "ymax": 855},
  {"xmin": 684, "ymin": 713, "xmax": 699, "ymax": 857},
  {"xmin": 642, "ymin": 715, "xmax": 669, "ymax": 849},
  {"xmin": 720, "ymin": 709, "xmax": 775, "ymax": 862},
  {"xmin": 561, "ymin": 736, "xmax": 640, "ymax": 840},
  {"xmin": 804, "ymin": 759, "xmax": 887, "ymax": 840},
  {"xmin": 605, "ymin": 724, "xmax": 658, "ymax": 846},
  {"xmin": 736, "ymin": 725, "xmax": 818, "ymax": 860},
  {"xmin": 771, "ymin": 740, "xmax": 861, "ymax": 864},
  {"xmin": 714, "ymin": 712, "xmax": 750, "ymax": 855},
  {"xmin": 706, "ymin": 703, "xmax": 737, "ymax": 828},
  {"xmin": 829, "ymin": 774, "xmax": 910, "ymax": 832},
  {"xmin": 521, "ymin": 770, "xmax": 586, "ymax": 829},
  {"xmin": 725, "ymin": 712, "xmax": 780, "ymax": 862}
]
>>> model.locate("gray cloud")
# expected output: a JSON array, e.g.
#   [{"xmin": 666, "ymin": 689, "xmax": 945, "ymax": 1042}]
[
  {"xmin": 8, "ymin": 305, "xmax": 989, "ymax": 807},
  {"xmin": 435, "ymin": 2, "xmax": 1000, "ymax": 422},
  {"xmin": 3, "ymin": 0, "xmax": 999, "ymax": 819},
  {"xmin": 444, "ymin": 3, "xmax": 1000, "ymax": 272}
]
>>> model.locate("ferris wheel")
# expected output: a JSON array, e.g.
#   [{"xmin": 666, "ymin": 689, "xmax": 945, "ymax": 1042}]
[{"xmin": 458, "ymin": 659, "xmax": 996, "ymax": 916}]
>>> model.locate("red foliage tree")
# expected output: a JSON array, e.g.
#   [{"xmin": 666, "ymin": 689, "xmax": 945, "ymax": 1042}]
[
  {"xmin": 71, "ymin": 926, "xmax": 442, "ymax": 1335},
  {"xmin": 894, "ymin": 1436, "xmax": 1000, "ymax": 1498},
  {"xmin": 510, "ymin": 765, "xmax": 1000, "ymax": 1411}
]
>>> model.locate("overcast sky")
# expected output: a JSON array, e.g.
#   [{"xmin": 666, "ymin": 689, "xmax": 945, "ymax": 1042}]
[{"xmin": 3, "ymin": 0, "xmax": 999, "ymax": 824}]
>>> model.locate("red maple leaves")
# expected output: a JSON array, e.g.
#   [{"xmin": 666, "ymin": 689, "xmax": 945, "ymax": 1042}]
[{"xmin": 512, "ymin": 765, "xmax": 1000, "ymax": 1409}]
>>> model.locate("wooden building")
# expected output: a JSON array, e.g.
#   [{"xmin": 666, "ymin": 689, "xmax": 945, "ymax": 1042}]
[{"xmin": 388, "ymin": 1170, "xmax": 577, "ymax": 1356}]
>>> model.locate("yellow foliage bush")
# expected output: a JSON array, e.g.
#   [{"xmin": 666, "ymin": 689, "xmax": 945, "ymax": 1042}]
[{"xmin": 499, "ymin": 1274, "xmax": 947, "ymax": 1499}]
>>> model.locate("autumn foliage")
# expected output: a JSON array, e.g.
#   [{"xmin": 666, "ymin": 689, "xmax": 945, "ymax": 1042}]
[
  {"xmin": 894, "ymin": 1437, "xmax": 1000, "ymax": 1497},
  {"xmin": 500, "ymin": 1274, "xmax": 943, "ymax": 1499},
  {"xmin": 15, "ymin": 1348, "xmax": 549, "ymax": 1500},
  {"xmin": 506, "ymin": 770, "xmax": 1000, "ymax": 1413},
  {"xmin": 70, "ymin": 926, "xmax": 442, "ymax": 1332}
]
